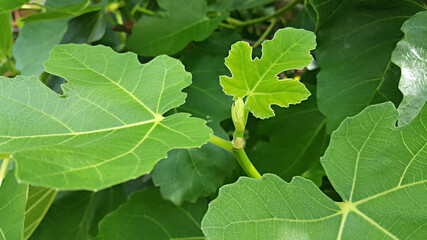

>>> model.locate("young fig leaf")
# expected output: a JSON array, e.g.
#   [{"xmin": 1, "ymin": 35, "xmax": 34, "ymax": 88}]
[
  {"xmin": 0, "ymin": 44, "xmax": 212, "ymax": 191},
  {"xmin": 220, "ymin": 27, "xmax": 316, "ymax": 119}
]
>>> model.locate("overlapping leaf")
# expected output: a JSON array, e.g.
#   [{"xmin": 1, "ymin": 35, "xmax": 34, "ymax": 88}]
[
  {"xmin": 127, "ymin": 0, "xmax": 230, "ymax": 56},
  {"xmin": 13, "ymin": 18, "xmax": 69, "ymax": 76},
  {"xmin": 32, "ymin": 186, "xmax": 126, "ymax": 239},
  {"xmin": 0, "ymin": 44, "xmax": 212, "ymax": 190},
  {"xmin": 392, "ymin": 11, "xmax": 427, "ymax": 126},
  {"xmin": 202, "ymin": 102, "xmax": 427, "ymax": 239},
  {"xmin": 0, "ymin": 171, "xmax": 28, "ymax": 240},
  {"xmin": 220, "ymin": 27, "xmax": 315, "ymax": 119},
  {"xmin": 151, "ymin": 31, "xmax": 238, "ymax": 206},
  {"xmin": 97, "ymin": 188, "xmax": 207, "ymax": 240},
  {"xmin": 251, "ymin": 84, "xmax": 327, "ymax": 182},
  {"xmin": 23, "ymin": 187, "xmax": 57, "ymax": 240},
  {"xmin": 316, "ymin": 0, "xmax": 424, "ymax": 132}
]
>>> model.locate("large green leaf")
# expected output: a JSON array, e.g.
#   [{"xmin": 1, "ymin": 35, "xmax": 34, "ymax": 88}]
[
  {"xmin": 0, "ymin": 44, "xmax": 212, "ymax": 190},
  {"xmin": 13, "ymin": 18, "xmax": 69, "ymax": 76},
  {"xmin": 392, "ymin": 11, "xmax": 427, "ymax": 126},
  {"xmin": 251, "ymin": 84, "xmax": 327, "ymax": 182},
  {"xmin": 31, "ymin": 186, "xmax": 126, "ymax": 239},
  {"xmin": 0, "ymin": 0, "xmax": 29, "ymax": 13},
  {"xmin": 127, "ymin": 0, "xmax": 230, "ymax": 56},
  {"xmin": 316, "ymin": 0, "xmax": 424, "ymax": 132},
  {"xmin": 220, "ymin": 28, "xmax": 315, "ymax": 119},
  {"xmin": 202, "ymin": 102, "xmax": 427, "ymax": 239},
  {"xmin": 23, "ymin": 187, "xmax": 57, "ymax": 240},
  {"xmin": 0, "ymin": 12, "xmax": 12, "ymax": 59},
  {"xmin": 0, "ymin": 171, "xmax": 28, "ymax": 240},
  {"xmin": 97, "ymin": 188, "xmax": 207, "ymax": 240}
]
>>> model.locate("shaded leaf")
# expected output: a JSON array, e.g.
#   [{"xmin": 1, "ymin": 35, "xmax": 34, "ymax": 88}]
[
  {"xmin": 153, "ymin": 143, "xmax": 235, "ymax": 205},
  {"xmin": 251, "ymin": 84, "xmax": 327, "ymax": 182},
  {"xmin": 31, "ymin": 185, "xmax": 126, "ymax": 240},
  {"xmin": 220, "ymin": 27, "xmax": 315, "ymax": 119},
  {"xmin": 202, "ymin": 102, "xmax": 427, "ymax": 239},
  {"xmin": 127, "ymin": 0, "xmax": 229, "ymax": 56},
  {"xmin": 0, "ymin": 12, "xmax": 12, "ymax": 59},
  {"xmin": 13, "ymin": 18, "xmax": 69, "ymax": 76},
  {"xmin": 231, "ymin": 0, "xmax": 274, "ymax": 10},
  {"xmin": 316, "ymin": 0, "xmax": 424, "ymax": 132},
  {"xmin": 24, "ymin": 187, "xmax": 57, "ymax": 240},
  {"xmin": 0, "ymin": 44, "xmax": 212, "ymax": 190},
  {"xmin": 392, "ymin": 11, "xmax": 427, "ymax": 126},
  {"xmin": 61, "ymin": 10, "xmax": 107, "ymax": 44},
  {"xmin": 0, "ymin": 0, "xmax": 29, "ymax": 13},
  {"xmin": 0, "ymin": 170, "xmax": 28, "ymax": 240},
  {"xmin": 21, "ymin": 0, "xmax": 100, "ymax": 23},
  {"xmin": 97, "ymin": 188, "xmax": 207, "ymax": 240}
]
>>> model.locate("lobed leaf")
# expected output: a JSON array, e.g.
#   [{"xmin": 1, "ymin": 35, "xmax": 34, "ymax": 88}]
[
  {"xmin": 392, "ymin": 11, "xmax": 427, "ymax": 126},
  {"xmin": 0, "ymin": 44, "xmax": 212, "ymax": 190},
  {"xmin": 220, "ymin": 27, "xmax": 316, "ymax": 119},
  {"xmin": 202, "ymin": 102, "xmax": 427, "ymax": 239}
]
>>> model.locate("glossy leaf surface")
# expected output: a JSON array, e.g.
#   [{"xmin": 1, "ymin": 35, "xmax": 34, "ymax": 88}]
[
  {"xmin": 128, "ymin": 0, "xmax": 229, "ymax": 56},
  {"xmin": 316, "ymin": 0, "xmax": 424, "ymax": 132},
  {"xmin": 97, "ymin": 188, "xmax": 207, "ymax": 240},
  {"xmin": 0, "ymin": 44, "xmax": 212, "ymax": 190},
  {"xmin": 392, "ymin": 11, "xmax": 427, "ymax": 126},
  {"xmin": 202, "ymin": 102, "xmax": 427, "ymax": 239},
  {"xmin": 220, "ymin": 28, "xmax": 315, "ymax": 119}
]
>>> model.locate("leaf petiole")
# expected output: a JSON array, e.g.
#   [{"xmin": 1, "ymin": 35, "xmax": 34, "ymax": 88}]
[
  {"xmin": 0, "ymin": 158, "xmax": 10, "ymax": 186},
  {"xmin": 208, "ymin": 135, "xmax": 234, "ymax": 152},
  {"xmin": 233, "ymin": 148, "xmax": 261, "ymax": 179}
]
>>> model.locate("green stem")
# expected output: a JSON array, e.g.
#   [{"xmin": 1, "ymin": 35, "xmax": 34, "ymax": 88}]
[
  {"xmin": 228, "ymin": 0, "xmax": 301, "ymax": 27},
  {"xmin": 252, "ymin": 18, "xmax": 277, "ymax": 48},
  {"xmin": 132, "ymin": 6, "xmax": 154, "ymax": 16},
  {"xmin": 209, "ymin": 135, "xmax": 234, "ymax": 152},
  {"xmin": 219, "ymin": 22, "xmax": 235, "ymax": 29},
  {"xmin": 233, "ymin": 149, "xmax": 261, "ymax": 179},
  {"xmin": 113, "ymin": 10, "xmax": 127, "ymax": 44},
  {"xmin": 0, "ymin": 158, "xmax": 10, "ymax": 186}
]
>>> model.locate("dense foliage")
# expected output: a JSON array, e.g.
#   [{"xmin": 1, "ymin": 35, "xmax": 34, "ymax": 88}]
[{"xmin": 0, "ymin": 0, "xmax": 426, "ymax": 239}]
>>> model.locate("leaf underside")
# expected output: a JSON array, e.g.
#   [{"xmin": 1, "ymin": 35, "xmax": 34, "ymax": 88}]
[{"xmin": 0, "ymin": 44, "xmax": 212, "ymax": 190}]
